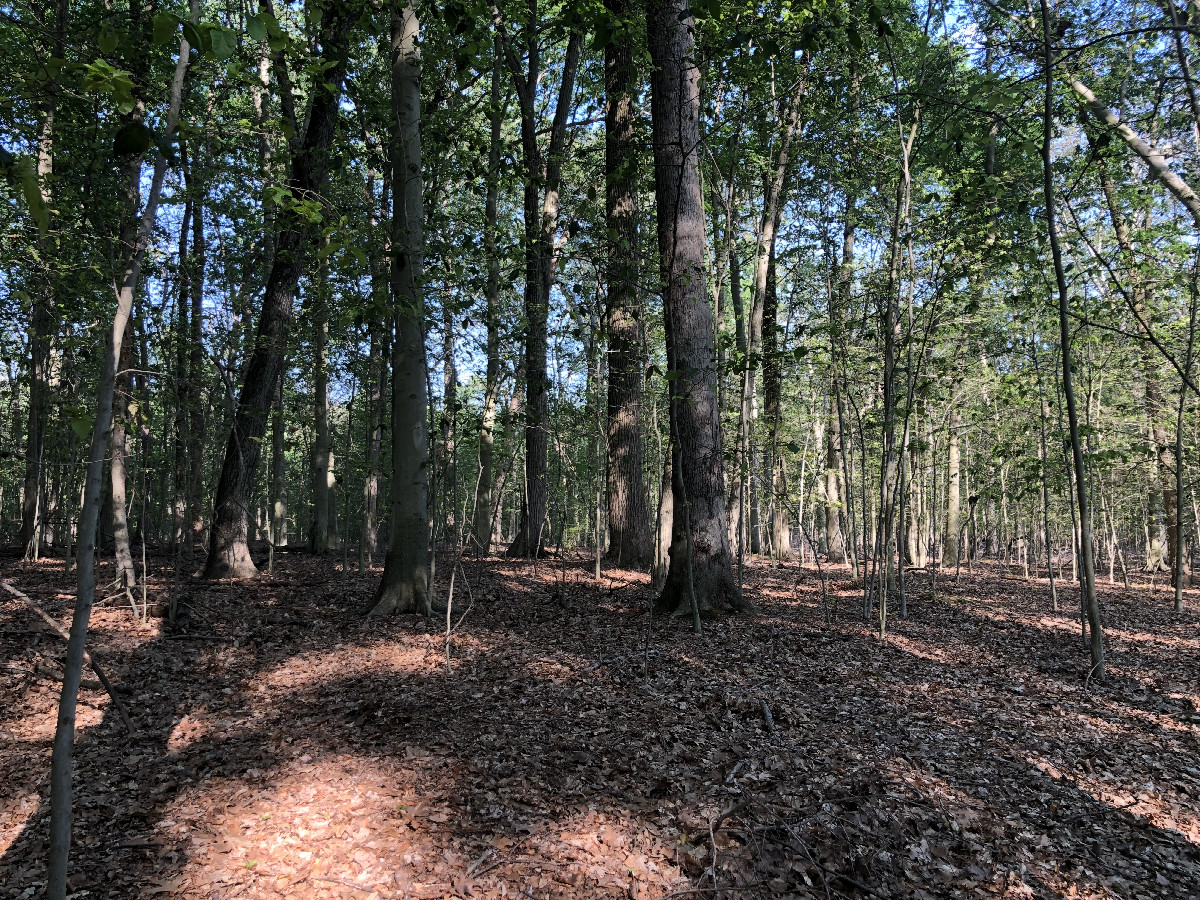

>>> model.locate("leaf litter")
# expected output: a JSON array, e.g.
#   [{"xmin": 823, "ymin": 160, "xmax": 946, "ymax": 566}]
[{"xmin": 1, "ymin": 553, "xmax": 1198, "ymax": 899}]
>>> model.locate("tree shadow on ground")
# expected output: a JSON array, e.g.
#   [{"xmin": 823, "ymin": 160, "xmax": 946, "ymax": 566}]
[{"xmin": 0, "ymin": 554, "xmax": 1198, "ymax": 899}]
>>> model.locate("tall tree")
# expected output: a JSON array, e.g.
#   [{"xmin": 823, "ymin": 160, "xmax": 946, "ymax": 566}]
[
  {"xmin": 648, "ymin": 0, "xmax": 743, "ymax": 613},
  {"xmin": 472, "ymin": 36, "xmax": 505, "ymax": 554},
  {"xmin": 493, "ymin": 2, "xmax": 581, "ymax": 557},
  {"xmin": 368, "ymin": 0, "xmax": 430, "ymax": 616},
  {"xmin": 1039, "ymin": 0, "xmax": 1104, "ymax": 678},
  {"xmin": 604, "ymin": 0, "xmax": 651, "ymax": 568},
  {"xmin": 204, "ymin": 2, "xmax": 361, "ymax": 579}
]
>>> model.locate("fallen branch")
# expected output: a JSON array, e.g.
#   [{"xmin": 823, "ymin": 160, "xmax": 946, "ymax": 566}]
[{"xmin": 1, "ymin": 580, "xmax": 135, "ymax": 735}]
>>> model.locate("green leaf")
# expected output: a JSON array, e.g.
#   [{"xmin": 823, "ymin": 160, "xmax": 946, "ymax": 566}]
[
  {"xmin": 210, "ymin": 27, "xmax": 236, "ymax": 60},
  {"xmin": 152, "ymin": 13, "xmax": 179, "ymax": 45},
  {"xmin": 98, "ymin": 24, "xmax": 121, "ymax": 55},
  {"xmin": 113, "ymin": 122, "xmax": 154, "ymax": 157},
  {"xmin": 246, "ymin": 14, "xmax": 267, "ymax": 41},
  {"xmin": 182, "ymin": 20, "xmax": 205, "ymax": 51},
  {"xmin": 69, "ymin": 411, "xmax": 93, "ymax": 441},
  {"xmin": 13, "ymin": 157, "xmax": 49, "ymax": 236}
]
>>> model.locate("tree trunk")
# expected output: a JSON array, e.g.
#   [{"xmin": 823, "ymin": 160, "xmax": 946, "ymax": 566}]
[
  {"xmin": 368, "ymin": 0, "xmax": 431, "ymax": 616},
  {"xmin": 46, "ymin": 16, "xmax": 192, "ymax": 895},
  {"xmin": 311, "ymin": 261, "xmax": 336, "ymax": 553},
  {"xmin": 604, "ymin": 0, "xmax": 651, "ymax": 568},
  {"xmin": 648, "ymin": 0, "xmax": 742, "ymax": 614},
  {"xmin": 824, "ymin": 392, "xmax": 846, "ymax": 563},
  {"xmin": 763, "ymin": 241, "xmax": 790, "ymax": 559},
  {"xmin": 19, "ymin": 95, "xmax": 57, "ymax": 557},
  {"xmin": 109, "ymin": 314, "xmax": 137, "ymax": 587},
  {"xmin": 1041, "ymin": 0, "xmax": 1104, "ymax": 678},
  {"xmin": 473, "ymin": 38, "xmax": 504, "ymax": 554},
  {"xmin": 946, "ymin": 406, "xmax": 961, "ymax": 566},
  {"xmin": 187, "ymin": 161, "xmax": 206, "ymax": 553},
  {"xmin": 203, "ymin": 2, "xmax": 358, "ymax": 578},
  {"xmin": 497, "ymin": 4, "xmax": 581, "ymax": 557},
  {"xmin": 170, "ymin": 177, "xmax": 192, "ymax": 550}
]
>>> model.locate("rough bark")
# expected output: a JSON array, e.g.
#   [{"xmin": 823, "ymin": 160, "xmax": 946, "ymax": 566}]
[
  {"xmin": 109, "ymin": 314, "xmax": 137, "ymax": 587},
  {"xmin": 648, "ymin": 0, "xmax": 742, "ymax": 614},
  {"xmin": 203, "ymin": 2, "xmax": 358, "ymax": 578},
  {"xmin": 368, "ymin": 0, "xmax": 430, "ymax": 616},
  {"xmin": 604, "ymin": 0, "xmax": 651, "ymax": 568}
]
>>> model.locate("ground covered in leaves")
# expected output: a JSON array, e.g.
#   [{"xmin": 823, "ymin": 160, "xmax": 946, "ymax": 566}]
[{"xmin": 1, "ymin": 551, "xmax": 1199, "ymax": 900}]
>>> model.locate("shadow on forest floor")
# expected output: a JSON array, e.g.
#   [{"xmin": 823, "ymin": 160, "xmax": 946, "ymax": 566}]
[{"xmin": 1, "ymin": 553, "xmax": 1198, "ymax": 899}]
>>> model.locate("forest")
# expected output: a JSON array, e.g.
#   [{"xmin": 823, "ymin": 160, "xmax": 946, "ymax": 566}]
[{"xmin": 2, "ymin": 0, "xmax": 1200, "ymax": 897}]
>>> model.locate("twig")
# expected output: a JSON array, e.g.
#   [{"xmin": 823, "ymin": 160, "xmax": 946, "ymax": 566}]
[
  {"xmin": 1, "ymin": 580, "xmax": 136, "ymax": 735},
  {"xmin": 760, "ymin": 699, "xmax": 776, "ymax": 734}
]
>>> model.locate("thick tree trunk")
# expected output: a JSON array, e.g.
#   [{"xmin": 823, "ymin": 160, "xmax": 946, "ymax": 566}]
[
  {"xmin": 604, "ymin": 0, "xmax": 651, "ymax": 568},
  {"xmin": 473, "ymin": 39, "xmax": 504, "ymax": 554},
  {"xmin": 369, "ymin": 0, "xmax": 431, "ymax": 616},
  {"xmin": 203, "ymin": 3, "xmax": 358, "ymax": 578},
  {"xmin": 648, "ymin": 0, "xmax": 742, "ymax": 614}
]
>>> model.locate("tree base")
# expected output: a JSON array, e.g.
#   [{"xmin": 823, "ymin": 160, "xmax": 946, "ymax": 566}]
[
  {"xmin": 202, "ymin": 539, "xmax": 259, "ymax": 580},
  {"xmin": 656, "ymin": 556, "xmax": 746, "ymax": 616},
  {"xmin": 366, "ymin": 556, "xmax": 431, "ymax": 616}
]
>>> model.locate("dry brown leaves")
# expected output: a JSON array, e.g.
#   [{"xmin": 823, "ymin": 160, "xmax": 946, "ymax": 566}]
[{"xmin": 1, "ymin": 551, "xmax": 1198, "ymax": 900}]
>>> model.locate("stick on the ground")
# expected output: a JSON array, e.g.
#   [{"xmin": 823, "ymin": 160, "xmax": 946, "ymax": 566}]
[{"xmin": 1, "ymin": 581, "xmax": 135, "ymax": 735}]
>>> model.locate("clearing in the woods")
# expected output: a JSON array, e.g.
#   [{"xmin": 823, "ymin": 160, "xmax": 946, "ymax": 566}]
[{"xmin": 1, "ymin": 555, "xmax": 1198, "ymax": 900}]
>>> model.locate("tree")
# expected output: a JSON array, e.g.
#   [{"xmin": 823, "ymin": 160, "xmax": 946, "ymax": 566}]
[
  {"xmin": 368, "ymin": 0, "xmax": 430, "ymax": 616},
  {"xmin": 648, "ymin": 0, "xmax": 742, "ymax": 614},
  {"xmin": 604, "ymin": 0, "xmax": 651, "ymax": 568},
  {"xmin": 204, "ymin": 2, "xmax": 361, "ymax": 579},
  {"xmin": 493, "ymin": 2, "xmax": 581, "ymax": 557}
]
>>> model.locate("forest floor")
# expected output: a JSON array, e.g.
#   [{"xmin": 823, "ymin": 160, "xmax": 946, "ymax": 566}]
[{"xmin": 1, "ymin": 552, "xmax": 1199, "ymax": 900}]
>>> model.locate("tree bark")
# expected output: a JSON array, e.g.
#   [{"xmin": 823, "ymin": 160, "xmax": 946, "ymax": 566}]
[
  {"xmin": 46, "ymin": 14, "xmax": 192, "ymax": 895},
  {"xmin": 368, "ymin": 0, "xmax": 430, "ymax": 616},
  {"xmin": 945, "ymin": 406, "xmax": 961, "ymax": 566},
  {"xmin": 311, "ymin": 261, "xmax": 336, "ymax": 553},
  {"xmin": 648, "ymin": 0, "xmax": 742, "ymax": 614},
  {"xmin": 203, "ymin": 2, "xmax": 359, "ymax": 578},
  {"xmin": 604, "ymin": 0, "xmax": 651, "ymax": 568},
  {"xmin": 763, "ymin": 241, "xmax": 790, "ymax": 558},
  {"xmin": 494, "ymin": 2, "xmax": 581, "ymax": 557},
  {"xmin": 109, "ymin": 314, "xmax": 137, "ymax": 587},
  {"xmin": 1041, "ymin": 0, "xmax": 1104, "ymax": 678},
  {"xmin": 473, "ymin": 37, "xmax": 505, "ymax": 554}
]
